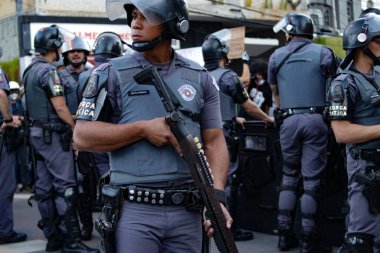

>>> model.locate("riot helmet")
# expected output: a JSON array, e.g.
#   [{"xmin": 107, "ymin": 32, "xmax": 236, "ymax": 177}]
[
  {"xmin": 360, "ymin": 7, "xmax": 380, "ymax": 18},
  {"xmin": 93, "ymin": 32, "xmax": 124, "ymax": 57},
  {"xmin": 341, "ymin": 15, "xmax": 380, "ymax": 67},
  {"xmin": 202, "ymin": 29, "xmax": 231, "ymax": 70},
  {"xmin": 34, "ymin": 26, "xmax": 63, "ymax": 59},
  {"xmin": 273, "ymin": 13, "xmax": 314, "ymax": 39},
  {"xmin": 61, "ymin": 36, "xmax": 90, "ymax": 66},
  {"xmin": 105, "ymin": 0, "xmax": 189, "ymax": 52}
]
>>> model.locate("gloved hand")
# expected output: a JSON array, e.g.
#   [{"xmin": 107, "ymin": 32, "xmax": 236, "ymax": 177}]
[{"xmin": 241, "ymin": 51, "xmax": 250, "ymax": 63}]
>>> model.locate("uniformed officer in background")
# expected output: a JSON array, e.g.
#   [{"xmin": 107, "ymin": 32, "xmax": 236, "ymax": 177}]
[
  {"xmin": 77, "ymin": 31, "xmax": 125, "ymax": 212},
  {"xmin": 74, "ymin": 0, "xmax": 232, "ymax": 252},
  {"xmin": 268, "ymin": 13, "xmax": 337, "ymax": 252},
  {"xmin": 328, "ymin": 14, "xmax": 380, "ymax": 253},
  {"xmin": 59, "ymin": 35, "xmax": 96, "ymax": 241},
  {"xmin": 202, "ymin": 31, "xmax": 273, "ymax": 241},
  {"xmin": 23, "ymin": 26, "xmax": 99, "ymax": 253},
  {"xmin": 0, "ymin": 47, "xmax": 26, "ymax": 245},
  {"xmin": 9, "ymin": 80, "xmax": 33, "ymax": 193}
]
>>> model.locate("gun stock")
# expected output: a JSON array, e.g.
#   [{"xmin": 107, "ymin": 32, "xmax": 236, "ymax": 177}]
[{"xmin": 133, "ymin": 66, "xmax": 238, "ymax": 253}]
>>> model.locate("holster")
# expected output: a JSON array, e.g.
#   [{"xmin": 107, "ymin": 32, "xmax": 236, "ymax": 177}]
[
  {"xmin": 95, "ymin": 185, "xmax": 124, "ymax": 253},
  {"xmin": 354, "ymin": 168, "xmax": 380, "ymax": 214},
  {"xmin": 59, "ymin": 127, "xmax": 72, "ymax": 151},
  {"xmin": 225, "ymin": 127, "xmax": 239, "ymax": 163},
  {"xmin": 273, "ymin": 108, "xmax": 285, "ymax": 128}
]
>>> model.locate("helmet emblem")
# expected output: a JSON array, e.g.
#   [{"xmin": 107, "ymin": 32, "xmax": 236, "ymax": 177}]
[{"xmin": 357, "ymin": 33, "xmax": 367, "ymax": 43}]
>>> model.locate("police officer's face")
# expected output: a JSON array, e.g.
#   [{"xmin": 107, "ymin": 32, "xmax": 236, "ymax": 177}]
[
  {"xmin": 67, "ymin": 50, "xmax": 85, "ymax": 65},
  {"xmin": 130, "ymin": 8, "xmax": 164, "ymax": 43},
  {"xmin": 369, "ymin": 37, "xmax": 380, "ymax": 56}
]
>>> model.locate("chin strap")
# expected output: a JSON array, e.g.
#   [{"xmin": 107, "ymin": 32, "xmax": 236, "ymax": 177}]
[
  {"xmin": 127, "ymin": 33, "xmax": 166, "ymax": 52},
  {"xmin": 363, "ymin": 47, "xmax": 380, "ymax": 66}
]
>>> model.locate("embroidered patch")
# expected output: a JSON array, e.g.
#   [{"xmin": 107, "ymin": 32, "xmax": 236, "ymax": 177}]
[
  {"xmin": 178, "ymin": 84, "xmax": 196, "ymax": 102},
  {"xmin": 83, "ymin": 74, "xmax": 99, "ymax": 98}
]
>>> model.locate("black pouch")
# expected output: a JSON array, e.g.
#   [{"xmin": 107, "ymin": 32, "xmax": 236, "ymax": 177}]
[
  {"xmin": 355, "ymin": 168, "xmax": 380, "ymax": 214},
  {"xmin": 273, "ymin": 108, "xmax": 284, "ymax": 128}
]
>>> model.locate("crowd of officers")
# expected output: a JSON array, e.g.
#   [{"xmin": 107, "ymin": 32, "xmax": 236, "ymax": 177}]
[{"xmin": 0, "ymin": 0, "xmax": 380, "ymax": 252}]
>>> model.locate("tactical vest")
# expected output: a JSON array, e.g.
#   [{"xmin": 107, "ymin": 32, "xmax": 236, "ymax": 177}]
[
  {"xmin": 108, "ymin": 54, "xmax": 204, "ymax": 185},
  {"xmin": 59, "ymin": 67, "xmax": 79, "ymax": 114},
  {"xmin": 209, "ymin": 68, "xmax": 236, "ymax": 121},
  {"xmin": 342, "ymin": 69, "xmax": 380, "ymax": 149},
  {"xmin": 276, "ymin": 43, "xmax": 326, "ymax": 109},
  {"xmin": 23, "ymin": 60, "xmax": 59, "ymax": 123}
]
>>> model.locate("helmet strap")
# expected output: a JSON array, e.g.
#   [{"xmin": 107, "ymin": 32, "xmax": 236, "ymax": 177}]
[
  {"xmin": 127, "ymin": 34, "xmax": 164, "ymax": 52},
  {"xmin": 362, "ymin": 47, "xmax": 380, "ymax": 66}
]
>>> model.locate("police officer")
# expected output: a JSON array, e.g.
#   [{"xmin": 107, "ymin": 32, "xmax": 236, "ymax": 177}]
[
  {"xmin": 77, "ymin": 31, "xmax": 125, "ymax": 179},
  {"xmin": 0, "ymin": 48, "xmax": 26, "ymax": 245},
  {"xmin": 76, "ymin": 32, "xmax": 125, "ymax": 216},
  {"xmin": 74, "ymin": 0, "xmax": 233, "ymax": 252},
  {"xmin": 23, "ymin": 26, "xmax": 99, "ymax": 253},
  {"xmin": 9, "ymin": 81, "xmax": 33, "ymax": 192},
  {"xmin": 328, "ymin": 14, "xmax": 380, "ymax": 253},
  {"xmin": 202, "ymin": 31, "xmax": 273, "ymax": 241},
  {"xmin": 268, "ymin": 13, "xmax": 336, "ymax": 252},
  {"xmin": 60, "ymin": 36, "xmax": 91, "ymax": 114},
  {"xmin": 59, "ymin": 35, "xmax": 96, "ymax": 241}
]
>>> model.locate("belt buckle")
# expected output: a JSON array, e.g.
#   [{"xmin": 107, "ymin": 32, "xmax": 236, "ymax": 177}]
[
  {"xmin": 171, "ymin": 192, "xmax": 185, "ymax": 205},
  {"xmin": 309, "ymin": 107, "xmax": 316, "ymax": 113}
]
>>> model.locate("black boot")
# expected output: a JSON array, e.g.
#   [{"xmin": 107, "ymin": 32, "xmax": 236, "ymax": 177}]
[
  {"xmin": 46, "ymin": 232, "xmax": 64, "ymax": 252},
  {"xmin": 300, "ymin": 231, "xmax": 322, "ymax": 253},
  {"xmin": 78, "ymin": 193, "xmax": 93, "ymax": 241},
  {"xmin": 62, "ymin": 187, "xmax": 100, "ymax": 253},
  {"xmin": 278, "ymin": 230, "xmax": 299, "ymax": 251},
  {"xmin": 338, "ymin": 233, "xmax": 374, "ymax": 253}
]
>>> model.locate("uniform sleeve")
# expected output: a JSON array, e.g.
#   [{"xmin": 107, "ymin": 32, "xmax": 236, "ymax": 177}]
[
  {"xmin": 267, "ymin": 52, "xmax": 277, "ymax": 85},
  {"xmin": 37, "ymin": 65, "xmax": 64, "ymax": 97},
  {"xmin": 199, "ymin": 72, "xmax": 222, "ymax": 130},
  {"xmin": 320, "ymin": 47, "xmax": 337, "ymax": 77},
  {"xmin": 219, "ymin": 71, "xmax": 248, "ymax": 104},
  {"xmin": 327, "ymin": 74, "xmax": 356, "ymax": 121},
  {"xmin": 76, "ymin": 63, "xmax": 121, "ymax": 122}
]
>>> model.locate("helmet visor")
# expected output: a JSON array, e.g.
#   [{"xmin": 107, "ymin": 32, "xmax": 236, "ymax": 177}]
[
  {"xmin": 106, "ymin": 0, "xmax": 185, "ymax": 25},
  {"xmin": 273, "ymin": 17, "xmax": 288, "ymax": 33},
  {"xmin": 51, "ymin": 25, "xmax": 75, "ymax": 43},
  {"xmin": 208, "ymin": 29, "xmax": 231, "ymax": 51}
]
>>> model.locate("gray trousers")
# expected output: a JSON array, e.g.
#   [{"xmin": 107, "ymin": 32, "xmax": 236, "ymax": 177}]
[
  {"xmin": 0, "ymin": 137, "xmax": 16, "ymax": 237},
  {"xmin": 29, "ymin": 127, "xmax": 76, "ymax": 238},
  {"xmin": 346, "ymin": 150, "xmax": 380, "ymax": 250},
  {"xmin": 278, "ymin": 114, "xmax": 328, "ymax": 233},
  {"xmin": 116, "ymin": 202, "xmax": 202, "ymax": 253}
]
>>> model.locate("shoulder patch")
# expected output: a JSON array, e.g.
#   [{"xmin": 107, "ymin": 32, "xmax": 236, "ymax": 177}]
[{"xmin": 83, "ymin": 74, "xmax": 99, "ymax": 98}]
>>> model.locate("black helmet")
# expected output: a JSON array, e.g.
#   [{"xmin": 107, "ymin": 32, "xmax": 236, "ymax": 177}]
[
  {"xmin": 273, "ymin": 13, "xmax": 314, "ymax": 38},
  {"xmin": 93, "ymin": 32, "xmax": 124, "ymax": 57},
  {"xmin": 343, "ymin": 15, "xmax": 380, "ymax": 50},
  {"xmin": 34, "ymin": 26, "xmax": 63, "ymax": 54},
  {"xmin": 106, "ymin": 0, "xmax": 189, "ymax": 51},
  {"xmin": 202, "ymin": 29, "xmax": 231, "ymax": 70},
  {"xmin": 360, "ymin": 7, "xmax": 380, "ymax": 18},
  {"xmin": 61, "ymin": 36, "xmax": 90, "ymax": 56},
  {"xmin": 341, "ymin": 15, "xmax": 380, "ymax": 68}
]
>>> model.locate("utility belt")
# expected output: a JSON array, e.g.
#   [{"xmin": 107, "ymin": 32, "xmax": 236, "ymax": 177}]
[
  {"xmin": 350, "ymin": 148, "xmax": 380, "ymax": 165},
  {"xmin": 274, "ymin": 107, "xmax": 325, "ymax": 127},
  {"xmin": 30, "ymin": 120, "xmax": 72, "ymax": 150},
  {"xmin": 123, "ymin": 185, "xmax": 203, "ymax": 209},
  {"xmin": 95, "ymin": 184, "xmax": 202, "ymax": 253}
]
